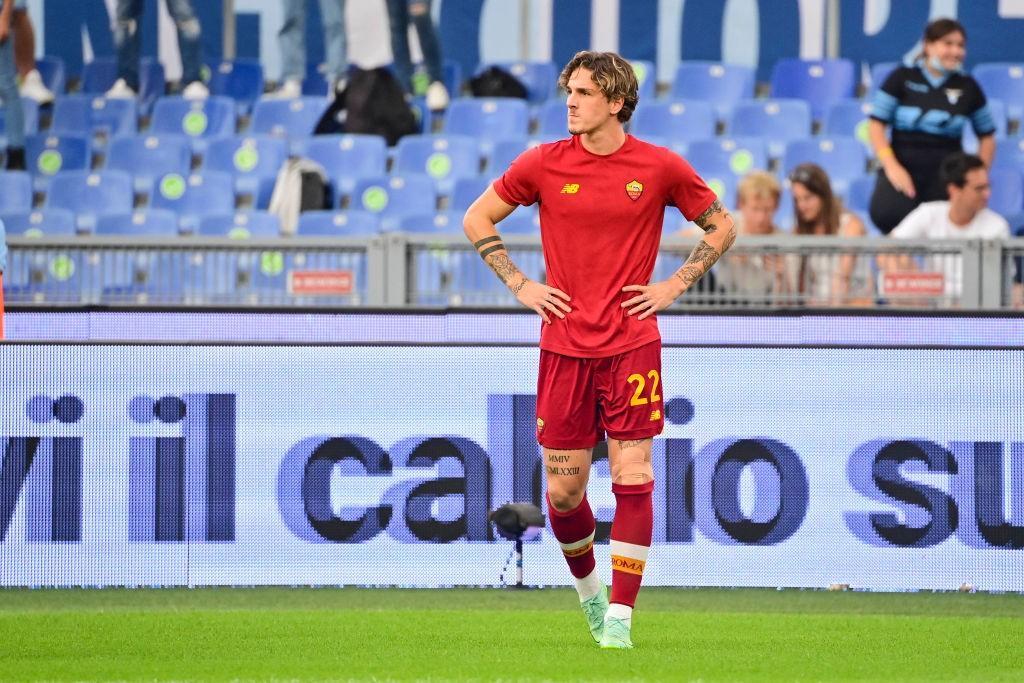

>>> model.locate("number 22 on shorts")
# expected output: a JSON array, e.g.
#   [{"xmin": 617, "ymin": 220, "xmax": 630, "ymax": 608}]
[{"xmin": 627, "ymin": 370, "xmax": 661, "ymax": 406}]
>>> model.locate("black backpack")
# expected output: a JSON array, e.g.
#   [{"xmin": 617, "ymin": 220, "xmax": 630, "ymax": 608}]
[
  {"xmin": 314, "ymin": 67, "xmax": 419, "ymax": 146},
  {"xmin": 468, "ymin": 65, "xmax": 528, "ymax": 99}
]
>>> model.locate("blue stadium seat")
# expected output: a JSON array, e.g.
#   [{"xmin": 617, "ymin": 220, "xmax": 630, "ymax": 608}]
[
  {"xmin": 993, "ymin": 137, "xmax": 1024, "ymax": 172},
  {"xmin": 51, "ymin": 95, "xmax": 137, "ymax": 148},
  {"xmin": 298, "ymin": 134, "xmax": 388, "ymax": 196},
  {"xmin": 150, "ymin": 96, "xmax": 236, "ymax": 152},
  {"xmin": 770, "ymin": 58, "xmax": 856, "ymax": 121},
  {"xmin": 197, "ymin": 211, "xmax": 281, "ymax": 238},
  {"xmin": 450, "ymin": 176, "xmax": 491, "ymax": 211},
  {"xmin": 486, "ymin": 138, "xmax": 529, "ymax": 176},
  {"xmin": 149, "ymin": 171, "xmax": 237, "ymax": 233},
  {"xmin": 868, "ymin": 62, "xmax": 900, "ymax": 93},
  {"xmin": 482, "ymin": 61, "xmax": 557, "ymax": 102},
  {"xmin": 728, "ymin": 99, "xmax": 812, "ymax": 159},
  {"xmin": 973, "ymin": 63, "xmax": 1024, "ymax": 123},
  {"xmin": 398, "ymin": 211, "xmax": 464, "ymax": 234},
  {"xmin": 631, "ymin": 60, "xmax": 656, "ymax": 100},
  {"xmin": 686, "ymin": 138, "xmax": 770, "ymax": 179},
  {"xmin": 824, "ymin": 99, "xmax": 873, "ymax": 146},
  {"xmin": 37, "ymin": 56, "xmax": 66, "ymax": 96},
  {"xmin": 25, "ymin": 134, "xmax": 90, "ymax": 192},
  {"xmin": 0, "ymin": 171, "xmax": 33, "ymax": 213},
  {"xmin": 298, "ymin": 210, "xmax": 380, "ymax": 236},
  {"xmin": 988, "ymin": 167, "xmax": 1024, "ymax": 219},
  {"xmin": 782, "ymin": 137, "xmax": 868, "ymax": 194},
  {"xmin": 45, "ymin": 171, "xmax": 133, "ymax": 232},
  {"xmin": 95, "ymin": 210, "xmax": 180, "ymax": 236},
  {"xmin": 445, "ymin": 98, "xmax": 530, "ymax": 152},
  {"xmin": 0, "ymin": 97, "xmax": 39, "ymax": 144},
  {"xmin": 6, "ymin": 250, "xmax": 83, "ymax": 303},
  {"xmin": 535, "ymin": 97, "xmax": 569, "ymax": 141},
  {"xmin": 393, "ymin": 134, "xmax": 482, "ymax": 195},
  {"xmin": 208, "ymin": 59, "xmax": 265, "ymax": 114},
  {"xmin": 81, "ymin": 57, "xmax": 164, "ymax": 115},
  {"xmin": 1, "ymin": 209, "xmax": 76, "ymax": 237},
  {"xmin": 700, "ymin": 173, "xmax": 738, "ymax": 210},
  {"xmin": 204, "ymin": 135, "xmax": 287, "ymax": 205},
  {"xmin": 106, "ymin": 134, "xmax": 193, "ymax": 194},
  {"xmin": 844, "ymin": 175, "xmax": 876, "ymax": 214},
  {"xmin": 670, "ymin": 62, "xmax": 755, "ymax": 121},
  {"xmin": 350, "ymin": 175, "xmax": 437, "ymax": 231},
  {"xmin": 630, "ymin": 100, "xmax": 716, "ymax": 145},
  {"xmin": 250, "ymin": 97, "xmax": 329, "ymax": 145}
]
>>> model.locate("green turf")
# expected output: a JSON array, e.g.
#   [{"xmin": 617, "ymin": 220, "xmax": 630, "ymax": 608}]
[{"xmin": 1, "ymin": 587, "xmax": 1021, "ymax": 681}]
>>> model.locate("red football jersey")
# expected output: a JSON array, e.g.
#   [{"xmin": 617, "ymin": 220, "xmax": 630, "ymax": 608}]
[{"xmin": 494, "ymin": 134, "xmax": 717, "ymax": 358}]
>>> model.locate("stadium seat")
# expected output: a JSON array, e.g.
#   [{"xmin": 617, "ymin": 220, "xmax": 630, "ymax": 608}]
[
  {"xmin": 0, "ymin": 171, "xmax": 33, "ymax": 213},
  {"xmin": 782, "ymin": 137, "xmax": 868, "ymax": 194},
  {"xmin": 450, "ymin": 176, "xmax": 491, "ymax": 211},
  {"xmin": 444, "ymin": 98, "xmax": 530, "ymax": 152},
  {"xmin": 1, "ymin": 209, "xmax": 76, "ymax": 236},
  {"xmin": 95, "ymin": 210, "xmax": 180, "ymax": 236},
  {"xmin": 106, "ymin": 134, "xmax": 193, "ymax": 194},
  {"xmin": 45, "ymin": 170, "xmax": 133, "ymax": 232},
  {"xmin": 250, "ymin": 97, "xmax": 329, "ymax": 145},
  {"xmin": 350, "ymin": 175, "xmax": 437, "ymax": 231},
  {"xmin": 844, "ymin": 174, "xmax": 877, "ymax": 214},
  {"xmin": 535, "ymin": 97, "xmax": 569, "ymax": 141},
  {"xmin": 298, "ymin": 134, "xmax": 388, "ymax": 196},
  {"xmin": 81, "ymin": 57, "xmax": 165, "ymax": 115},
  {"xmin": 207, "ymin": 59, "xmax": 265, "ymax": 114},
  {"xmin": 393, "ymin": 134, "xmax": 482, "ymax": 194},
  {"xmin": 728, "ymin": 99, "xmax": 812, "ymax": 159},
  {"xmin": 670, "ymin": 62, "xmax": 755, "ymax": 121},
  {"xmin": 486, "ymin": 138, "xmax": 529, "ymax": 176},
  {"xmin": 482, "ymin": 61, "xmax": 557, "ymax": 102},
  {"xmin": 149, "ymin": 171, "xmax": 237, "ymax": 233},
  {"xmin": 25, "ymin": 134, "xmax": 90, "ymax": 192},
  {"xmin": 196, "ymin": 211, "xmax": 281, "ymax": 238},
  {"xmin": 150, "ymin": 96, "xmax": 236, "ymax": 152},
  {"xmin": 993, "ymin": 137, "xmax": 1024, "ymax": 172},
  {"xmin": 0, "ymin": 97, "xmax": 39, "ymax": 143},
  {"xmin": 631, "ymin": 60, "xmax": 656, "ymax": 100},
  {"xmin": 204, "ymin": 135, "xmax": 288, "ymax": 205},
  {"xmin": 397, "ymin": 211, "xmax": 464, "ymax": 234},
  {"xmin": 868, "ymin": 61, "xmax": 900, "ymax": 94},
  {"xmin": 824, "ymin": 99, "xmax": 873, "ymax": 146},
  {"xmin": 988, "ymin": 167, "xmax": 1024, "ymax": 218},
  {"xmin": 36, "ymin": 56, "xmax": 66, "ymax": 96},
  {"xmin": 298, "ymin": 210, "xmax": 380, "ymax": 236},
  {"xmin": 700, "ymin": 173, "xmax": 738, "ymax": 210},
  {"xmin": 973, "ymin": 63, "xmax": 1024, "ymax": 123},
  {"xmin": 630, "ymin": 100, "xmax": 716, "ymax": 146},
  {"xmin": 51, "ymin": 95, "xmax": 137, "ymax": 149},
  {"xmin": 770, "ymin": 58, "xmax": 856, "ymax": 121},
  {"xmin": 685, "ymin": 138, "xmax": 770, "ymax": 180},
  {"xmin": 6, "ymin": 250, "xmax": 84, "ymax": 303}
]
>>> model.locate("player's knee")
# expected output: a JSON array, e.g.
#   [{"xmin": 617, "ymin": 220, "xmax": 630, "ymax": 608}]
[
  {"xmin": 547, "ymin": 483, "xmax": 585, "ymax": 512},
  {"xmin": 611, "ymin": 454, "xmax": 653, "ymax": 485}
]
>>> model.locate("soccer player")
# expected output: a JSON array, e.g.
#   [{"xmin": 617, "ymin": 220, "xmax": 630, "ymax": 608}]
[{"xmin": 462, "ymin": 51, "xmax": 735, "ymax": 649}]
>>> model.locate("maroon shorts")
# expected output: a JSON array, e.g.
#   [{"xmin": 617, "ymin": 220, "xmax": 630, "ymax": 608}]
[{"xmin": 536, "ymin": 340, "xmax": 664, "ymax": 449}]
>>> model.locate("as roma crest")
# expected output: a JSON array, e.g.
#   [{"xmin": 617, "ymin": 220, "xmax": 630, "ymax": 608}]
[{"xmin": 625, "ymin": 179, "xmax": 644, "ymax": 201}]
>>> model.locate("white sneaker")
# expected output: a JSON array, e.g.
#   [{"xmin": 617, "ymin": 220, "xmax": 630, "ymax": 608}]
[
  {"xmin": 105, "ymin": 78, "xmax": 136, "ymax": 100},
  {"xmin": 20, "ymin": 69, "xmax": 54, "ymax": 104},
  {"xmin": 266, "ymin": 78, "xmax": 302, "ymax": 99},
  {"xmin": 426, "ymin": 80, "xmax": 450, "ymax": 111},
  {"xmin": 181, "ymin": 81, "xmax": 209, "ymax": 100}
]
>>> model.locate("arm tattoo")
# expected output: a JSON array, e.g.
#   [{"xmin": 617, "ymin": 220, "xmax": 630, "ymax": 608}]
[
  {"xmin": 510, "ymin": 278, "xmax": 528, "ymax": 295},
  {"xmin": 674, "ymin": 241, "xmax": 722, "ymax": 289},
  {"xmin": 486, "ymin": 252, "xmax": 524, "ymax": 286},
  {"xmin": 473, "ymin": 236, "xmax": 502, "ymax": 249},
  {"xmin": 693, "ymin": 199, "xmax": 729, "ymax": 231}
]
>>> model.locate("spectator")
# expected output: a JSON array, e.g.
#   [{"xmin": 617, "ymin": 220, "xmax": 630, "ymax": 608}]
[
  {"xmin": 888, "ymin": 152, "xmax": 1011, "ymax": 300},
  {"xmin": 12, "ymin": 1, "xmax": 53, "ymax": 104},
  {"xmin": 268, "ymin": 0, "xmax": 348, "ymax": 99},
  {"xmin": 106, "ymin": 0, "xmax": 208, "ymax": 100},
  {"xmin": 0, "ymin": 0, "xmax": 24, "ymax": 169},
  {"xmin": 386, "ymin": 0, "xmax": 449, "ymax": 110},
  {"xmin": 789, "ymin": 163, "xmax": 874, "ymax": 306},
  {"xmin": 868, "ymin": 17, "xmax": 996, "ymax": 234}
]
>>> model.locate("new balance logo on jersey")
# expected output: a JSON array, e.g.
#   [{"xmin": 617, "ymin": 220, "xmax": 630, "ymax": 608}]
[
  {"xmin": 560, "ymin": 183, "xmax": 580, "ymax": 194},
  {"xmin": 650, "ymin": 409, "xmax": 661, "ymax": 421}
]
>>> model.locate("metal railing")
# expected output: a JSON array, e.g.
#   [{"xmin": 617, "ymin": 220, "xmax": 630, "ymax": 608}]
[{"xmin": 5, "ymin": 234, "xmax": 1023, "ymax": 309}]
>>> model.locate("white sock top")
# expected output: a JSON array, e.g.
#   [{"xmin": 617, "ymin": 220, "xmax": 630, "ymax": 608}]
[{"xmin": 575, "ymin": 567, "xmax": 603, "ymax": 602}]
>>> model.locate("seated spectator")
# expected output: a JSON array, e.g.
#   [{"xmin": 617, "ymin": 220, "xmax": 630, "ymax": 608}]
[
  {"xmin": 789, "ymin": 163, "xmax": 874, "ymax": 306},
  {"xmin": 887, "ymin": 152, "xmax": 1012, "ymax": 300}
]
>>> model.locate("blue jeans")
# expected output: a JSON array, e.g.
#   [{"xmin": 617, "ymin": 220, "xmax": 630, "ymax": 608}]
[
  {"xmin": 0, "ymin": 34, "xmax": 23, "ymax": 149},
  {"xmin": 114, "ymin": 0, "xmax": 202, "ymax": 89},
  {"xmin": 280, "ymin": 0, "xmax": 347, "ymax": 84},
  {"xmin": 386, "ymin": 0, "xmax": 443, "ymax": 94}
]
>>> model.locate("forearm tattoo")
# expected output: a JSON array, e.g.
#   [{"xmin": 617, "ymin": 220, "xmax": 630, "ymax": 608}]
[
  {"xmin": 674, "ymin": 200, "xmax": 736, "ymax": 288},
  {"xmin": 486, "ymin": 252, "xmax": 524, "ymax": 286}
]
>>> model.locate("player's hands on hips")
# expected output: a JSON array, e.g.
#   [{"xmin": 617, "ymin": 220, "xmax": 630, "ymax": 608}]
[
  {"xmin": 621, "ymin": 280, "xmax": 683, "ymax": 320},
  {"xmin": 515, "ymin": 279, "xmax": 571, "ymax": 324}
]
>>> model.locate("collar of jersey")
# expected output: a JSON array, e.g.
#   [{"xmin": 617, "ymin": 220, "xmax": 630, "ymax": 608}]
[{"xmin": 912, "ymin": 58, "xmax": 963, "ymax": 89}]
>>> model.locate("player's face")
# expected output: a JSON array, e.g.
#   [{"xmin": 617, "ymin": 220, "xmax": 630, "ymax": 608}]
[
  {"xmin": 924, "ymin": 31, "xmax": 966, "ymax": 71},
  {"xmin": 738, "ymin": 194, "xmax": 778, "ymax": 234},
  {"xmin": 951, "ymin": 167, "xmax": 991, "ymax": 216},
  {"xmin": 792, "ymin": 183, "xmax": 823, "ymax": 223},
  {"xmin": 565, "ymin": 67, "xmax": 621, "ymax": 136}
]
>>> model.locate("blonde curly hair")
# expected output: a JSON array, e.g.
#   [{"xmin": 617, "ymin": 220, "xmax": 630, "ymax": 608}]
[{"xmin": 557, "ymin": 51, "xmax": 639, "ymax": 123}]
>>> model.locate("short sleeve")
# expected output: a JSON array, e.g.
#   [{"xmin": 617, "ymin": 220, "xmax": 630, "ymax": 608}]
[
  {"xmin": 890, "ymin": 204, "xmax": 929, "ymax": 239},
  {"xmin": 666, "ymin": 151, "xmax": 718, "ymax": 222},
  {"xmin": 966, "ymin": 77, "xmax": 997, "ymax": 137},
  {"xmin": 493, "ymin": 146, "xmax": 543, "ymax": 207},
  {"xmin": 869, "ymin": 67, "xmax": 907, "ymax": 123}
]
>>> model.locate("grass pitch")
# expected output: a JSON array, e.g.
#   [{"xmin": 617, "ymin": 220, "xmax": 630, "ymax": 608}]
[{"xmin": 0, "ymin": 587, "xmax": 1021, "ymax": 681}]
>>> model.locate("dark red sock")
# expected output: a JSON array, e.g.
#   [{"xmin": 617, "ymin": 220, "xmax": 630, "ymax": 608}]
[
  {"xmin": 609, "ymin": 481, "xmax": 654, "ymax": 608},
  {"xmin": 546, "ymin": 492, "xmax": 597, "ymax": 579}
]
